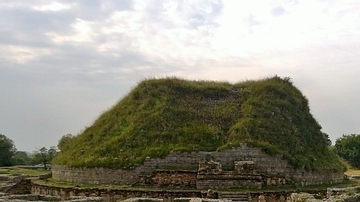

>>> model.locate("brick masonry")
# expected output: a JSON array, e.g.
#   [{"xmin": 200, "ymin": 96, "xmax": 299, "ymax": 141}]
[
  {"xmin": 31, "ymin": 183, "xmax": 202, "ymax": 202},
  {"xmin": 52, "ymin": 143, "xmax": 344, "ymax": 188}
]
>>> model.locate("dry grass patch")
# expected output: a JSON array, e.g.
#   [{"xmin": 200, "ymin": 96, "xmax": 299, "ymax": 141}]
[{"xmin": 346, "ymin": 169, "xmax": 360, "ymax": 176}]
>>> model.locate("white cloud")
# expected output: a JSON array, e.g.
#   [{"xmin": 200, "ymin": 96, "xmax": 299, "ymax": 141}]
[
  {"xmin": 0, "ymin": 45, "xmax": 51, "ymax": 64},
  {"xmin": 33, "ymin": 2, "xmax": 72, "ymax": 12},
  {"xmin": 46, "ymin": 19, "xmax": 97, "ymax": 44},
  {"xmin": 1, "ymin": 0, "xmax": 360, "ymax": 150}
]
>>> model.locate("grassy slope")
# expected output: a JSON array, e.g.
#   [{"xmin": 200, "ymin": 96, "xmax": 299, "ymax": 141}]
[{"xmin": 53, "ymin": 76, "xmax": 344, "ymax": 171}]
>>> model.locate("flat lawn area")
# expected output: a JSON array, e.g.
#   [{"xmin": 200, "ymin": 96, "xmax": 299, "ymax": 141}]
[{"xmin": 0, "ymin": 166, "xmax": 48, "ymax": 177}]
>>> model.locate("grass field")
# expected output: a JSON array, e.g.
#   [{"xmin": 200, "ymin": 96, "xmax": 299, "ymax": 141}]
[{"xmin": 0, "ymin": 166, "xmax": 48, "ymax": 177}]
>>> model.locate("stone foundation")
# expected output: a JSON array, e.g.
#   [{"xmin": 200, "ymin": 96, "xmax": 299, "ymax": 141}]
[
  {"xmin": 144, "ymin": 170, "xmax": 197, "ymax": 189},
  {"xmin": 52, "ymin": 144, "xmax": 344, "ymax": 189},
  {"xmin": 31, "ymin": 183, "xmax": 202, "ymax": 202},
  {"xmin": 197, "ymin": 173, "xmax": 263, "ymax": 189}
]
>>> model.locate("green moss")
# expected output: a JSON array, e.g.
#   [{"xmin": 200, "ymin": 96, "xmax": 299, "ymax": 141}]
[{"xmin": 53, "ymin": 76, "xmax": 344, "ymax": 171}]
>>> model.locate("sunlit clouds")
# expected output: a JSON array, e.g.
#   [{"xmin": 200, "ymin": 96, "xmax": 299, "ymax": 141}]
[{"xmin": 0, "ymin": 0, "xmax": 359, "ymax": 151}]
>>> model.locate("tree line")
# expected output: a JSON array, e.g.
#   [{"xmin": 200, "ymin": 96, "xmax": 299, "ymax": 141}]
[
  {"xmin": 0, "ymin": 133, "xmax": 73, "ymax": 169},
  {"xmin": 1, "ymin": 132, "xmax": 360, "ymax": 169}
]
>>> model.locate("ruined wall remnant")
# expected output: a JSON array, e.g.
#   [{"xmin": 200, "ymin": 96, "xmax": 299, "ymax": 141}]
[
  {"xmin": 198, "ymin": 160, "xmax": 222, "ymax": 174},
  {"xmin": 52, "ymin": 144, "xmax": 344, "ymax": 189},
  {"xmin": 31, "ymin": 183, "xmax": 202, "ymax": 202},
  {"xmin": 138, "ymin": 170, "xmax": 197, "ymax": 189},
  {"xmin": 196, "ymin": 160, "xmax": 263, "ymax": 190},
  {"xmin": 234, "ymin": 161, "xmax": 256, "ymax": 174}
]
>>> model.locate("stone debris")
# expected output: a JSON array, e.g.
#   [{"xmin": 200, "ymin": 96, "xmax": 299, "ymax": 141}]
[
  {"xmin": 173, "ymin": 198, "xmax": 229, "ymax": 202},
  {"xmin": 288, "ymin": 193, "xmax": 321, "ymax": 202},
  {"xmin": 0, "ymin": 194, "xmax": 104, "ymax": 201},
  {"xmin": 287, "ymin": 187, "xmax": 360, "ymax": 202},
  {"xmin": 0, "ymin": 174, "xmax": 25, "ymax": 184},
  {"xmin": 326, "ymin": 187, "xmax": 360, "ymax": 202},
  {"xmin": 38, "ymin": 172, "xmax": 52, "ymax": 180},
  {"xmin": 121, "ymin": 197, "xmax": 163, "ymax": 202},
  {"xmin": 0, "ymin": 174, "xmax": 28, "ymax": 194}
]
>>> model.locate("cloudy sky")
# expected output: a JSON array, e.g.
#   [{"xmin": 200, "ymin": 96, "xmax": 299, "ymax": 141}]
[{"xmin": 1, "ymin": 0, "xmax": 359, "ymax": 152}]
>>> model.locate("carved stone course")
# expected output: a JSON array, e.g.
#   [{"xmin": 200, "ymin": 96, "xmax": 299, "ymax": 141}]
[{"xmin": 52, "ymin": 144, "xmax": 344, "ymax": 189}]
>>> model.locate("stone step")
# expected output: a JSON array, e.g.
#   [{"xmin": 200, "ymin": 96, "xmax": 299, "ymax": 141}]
[
  {"xmin": 219, "ymin": 193, "xmax": 249, "ymax": 202},
  {"xmin": 220, "ymin": 198, "xmax": 248, "ymax": 202}
]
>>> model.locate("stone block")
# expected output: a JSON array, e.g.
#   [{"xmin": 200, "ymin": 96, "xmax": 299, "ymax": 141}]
[{"xmin": 51, "ymin": 147, "xmax": 344, "ymax": 187}]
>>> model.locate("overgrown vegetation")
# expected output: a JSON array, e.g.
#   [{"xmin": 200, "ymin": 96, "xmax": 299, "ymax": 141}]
[
  {"xmin": 334, "ymin": 134, "xmax": 360, "ymax": 169},
  {"xmin": 53, "ymin": 76, "xmax": 344, "ymax": 171},
  {"xmin": 0, "ymin": 134, "xmax": 16, "ymax": 166}
]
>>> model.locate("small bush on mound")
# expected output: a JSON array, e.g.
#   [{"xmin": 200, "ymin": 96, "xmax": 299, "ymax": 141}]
[{"xmin": 53, "ymin": 76, "xmax": 344, "ymax": 171}]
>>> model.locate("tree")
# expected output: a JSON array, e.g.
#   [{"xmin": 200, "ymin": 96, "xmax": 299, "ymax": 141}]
[
  {"xmin": 11, "ymin": 151, "xmax": 31, "ymax": 165},
  {"xmin": 322, "ymin": 132, "xmax": 332, "ymax": 146},
  {"xmin": 32, "ymin": 146, "xmax": 58, "ymax": 169},
  {"xmin": 0, "ymin": 134, "xmax": 16, "ymax": 166},
  {"xmin": 334, "ymin": 134, "xmax": 360, "ymax": 168},
  {"xmin": 57, "ymin": 133, "xmax": 74, "ymax": 151}
]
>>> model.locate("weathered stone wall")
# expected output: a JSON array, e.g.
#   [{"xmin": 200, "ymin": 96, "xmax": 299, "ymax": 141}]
[
  {"xmin": 4, "ymin": 179, "xmax": 32, "ymax": 195},
  {"xmin": 52, "ymin": 144, "xmax": 343, "ymax": 187},
  {"xmin": 31, "ymin": 183, "xmax": 202, "ymax": 202},
  {"xmin": 196, "ymin": 173, "xmax": 263, "ymax": 190},
  {"xmin": 29, "ymin": 184, "xmax": 359, "ymax": 202},
  {"xmin": 149, "ymin": 171, "xmax": 197, "ymax": 189}
]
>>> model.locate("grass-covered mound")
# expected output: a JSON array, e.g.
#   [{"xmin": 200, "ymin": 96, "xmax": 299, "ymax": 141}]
[{"xmin": 54, "ymin": 76, "xmax": 344, "ymax": 171}]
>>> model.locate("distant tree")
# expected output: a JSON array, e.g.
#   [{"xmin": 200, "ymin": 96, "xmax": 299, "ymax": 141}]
[
  {"xmin": 335, "ymin": 134, "xmax": 360, "ymax": 168},
  {"xmin": 11, "ymin": 151, "xmax": 31, "ymax": 165},
  {"xmin": 0, "ymin": 134, "xmax": 16, "ymax": 166},
  {"xmin": 32, "ymin": 146, "xmax": 58, "ymax": 169},
  {"xmin": 57, "ymin": 133, "xmax": 74, "ymax": 151},
  {"xmin": 323, "ymin": 132, "xmax": 332, "ymax": 146},
  {"xmin": 30, "ymin": 152, "xmax": 42, "ymax": 165}
]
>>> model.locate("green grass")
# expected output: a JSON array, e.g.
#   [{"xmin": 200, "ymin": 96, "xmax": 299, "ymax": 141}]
[
  {"xmin": 0, "ymin": 166, "xmax": 48, "ymax": 177},
  {"xmin": 53, "ymin": 76, "xmax": 344, "ymax": 171}
]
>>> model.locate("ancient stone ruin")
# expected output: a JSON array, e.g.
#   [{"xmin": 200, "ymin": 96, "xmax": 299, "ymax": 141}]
[
  {"xmin": 196, "ymin": 160, "xmax": 263, "ymax": 190},
  {"xmin": 52, "ymin": 143, "xmax": 344, "ymax": 190}
]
